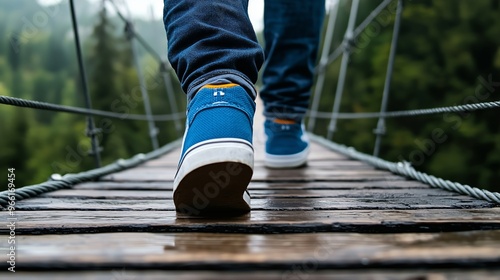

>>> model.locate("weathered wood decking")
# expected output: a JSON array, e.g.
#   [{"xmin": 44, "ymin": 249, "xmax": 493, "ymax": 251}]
[{"xmin": 2, "ymin": 114, "xmax": 500, "ymax": 279}]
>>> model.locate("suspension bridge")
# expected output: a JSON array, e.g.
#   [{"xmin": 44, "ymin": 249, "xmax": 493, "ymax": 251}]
[{"xmin": 1, "ymin": 0, "xmax": 500, "ymax": 278}]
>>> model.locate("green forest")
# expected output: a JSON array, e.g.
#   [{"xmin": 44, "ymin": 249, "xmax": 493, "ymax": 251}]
[{"xmin": 1, "ymin": 0, "xmax": 499, "ymax": 192}]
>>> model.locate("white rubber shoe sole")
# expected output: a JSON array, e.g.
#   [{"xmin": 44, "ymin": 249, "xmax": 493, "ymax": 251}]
[
  {"xmin": 264, "ymin": 146, "xmax": 309, "ymax": 169},
  {"xmin": 174, "ymin": 138, "xmax": 253, "ymax": 215}
]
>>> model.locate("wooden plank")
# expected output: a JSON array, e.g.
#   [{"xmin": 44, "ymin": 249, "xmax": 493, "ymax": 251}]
[
  {"xmin": 109, "ymin": 162, "xmax": 383, "ymax": 174},
  {"xmin": 73, "ymin": 180, "xmax": 430, "ymax": 191},
  {"xmin": 143, "ymin": 159, "xmax": 375, "ymax": 169},
  {"xmin": 40, "ymin": 188, "xmax": 459, "ymax": 200},
  {"xmin": 3, "ymin": 231, "xmax": 500, "ymax": 270},
  {"xmin": 102, "ymin": 168, "xmax": 405, "ymax": 182},
  {"xmin": 5, "ymin": 270, "xmax": 500, "ymax": 280},
  {"xmin": 12, "ymin": 193, "xmax": 494, "ymax": 212},
  {"xmin": 7, "ymin": 208, "xmax": 500, "ymax": 234}
]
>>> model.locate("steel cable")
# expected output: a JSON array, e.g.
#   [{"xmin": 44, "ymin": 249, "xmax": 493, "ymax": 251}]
[
  {"xmin": 310, "ymin": 134, "xmax": 500, "ymax": 205},
  {"xmin": 0, "ymin": 139, "xmax": 181, "ymax": 209},
  {"xmin": 0, "ymin": 95, "xmax": 185, "ymax": 122},
  {"xmin": 307, "ymin": 100, "xmax": 500, "ymax": 120}
]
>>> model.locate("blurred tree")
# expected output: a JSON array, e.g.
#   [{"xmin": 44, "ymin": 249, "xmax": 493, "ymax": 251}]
[{"xmin": 314, "ymin": 0, "xmax": 500, "ymax": 190}]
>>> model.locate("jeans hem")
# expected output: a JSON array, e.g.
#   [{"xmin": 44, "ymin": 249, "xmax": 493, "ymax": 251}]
[{"xmin": 187, "ymin": 70, "xmax": 257, "ymax": 101}]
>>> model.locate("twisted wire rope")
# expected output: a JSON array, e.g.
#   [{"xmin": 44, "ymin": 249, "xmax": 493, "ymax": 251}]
[
  {"xmin": 310, "ymin": 134, "xmax": 500, "ymax": 205},
  {"xmin": 0, "ymin": 139, "xmax": 181, "ymax": 209},
  {"xmin": 0, "ymin": 95, "xmax": 185, "ymax": 122},
  {"xmin": 308, "ymin": 100, "xmax": 500, "ymax": 119}
]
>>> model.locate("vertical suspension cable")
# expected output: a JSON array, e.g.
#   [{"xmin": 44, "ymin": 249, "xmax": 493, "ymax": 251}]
[
  {"xmin": 307, "ymin": 1, "xmax": 340, "ymax": 132},
  {"xmin": 373, "ymin": 0, "xmax": 404, "ymax": 157},
  {"xmin": 69, "ymin": 0, "xmax": 102, "ymax": 167},
  {"xmin": 326, "ymin": 0, "xmax": 360, "ymax": 140},
  {"xmin": 126, "ymin": 22, "xmax": 160, "ymax": 150},
  {"xmin": 108, "ymin": 0, "xmax": 179, "ymax": 146},
  {"xmin": 160, "ymin": 62, "xmax": 183, "ymax": 136}
]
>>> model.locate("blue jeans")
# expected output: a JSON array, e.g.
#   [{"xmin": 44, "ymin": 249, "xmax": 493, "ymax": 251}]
[{"xmin": 163, "ymin": 0, "xmax": 325, "ymax": 120}]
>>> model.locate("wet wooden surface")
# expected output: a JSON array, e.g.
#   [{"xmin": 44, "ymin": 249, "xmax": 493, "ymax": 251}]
[
  {"xmin": 6, "ymin": 230, "xmax": 500, "ymax": 270},
  {"xmin": 4, "ymin": 270, "xmax": 500, "ymax": 280},
  {"xmin": 1, "ymin": 121, "xmax": 500, "ymax": 276}
]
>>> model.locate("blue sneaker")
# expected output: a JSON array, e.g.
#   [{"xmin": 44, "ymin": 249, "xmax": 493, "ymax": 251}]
[
  {"xmin": 264, "ymin": 119, "xmax": 309, "ymax": 168},
  {"xmin": 174, "ymin": 83, "xmax": 254, "ymax": 215}
]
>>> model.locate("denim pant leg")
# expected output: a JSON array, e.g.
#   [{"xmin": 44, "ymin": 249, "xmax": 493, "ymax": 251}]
[
  {"xmin": 163, "ymin": 0, "xmax": 265, "ymax": 101},
  {"xmin": 261, "ymin": 0, "xmax": 325, "ymax": 121}
]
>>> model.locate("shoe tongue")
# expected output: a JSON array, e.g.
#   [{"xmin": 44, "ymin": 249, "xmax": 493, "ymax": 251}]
[{"xmin": 273, "ymin": 118, "xmax": 296, "ymax": 125}]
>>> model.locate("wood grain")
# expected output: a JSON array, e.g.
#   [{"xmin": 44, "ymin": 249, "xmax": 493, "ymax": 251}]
[
  {"xmin": 102, "ymin": 168, "xmax": 406, "ymax": 182},
  {"xmin": 72, "ymin": 180, "xmax": 430, "ymax": 191},
  {"xmin": 13, "ymin": 194, "xmax": 494, "ymax": 212},
  {"xmin": 6, "ymin": 208, "xmax": 500, "ymax": 234},
  {"xmin": 3, "ymin": 231, "xmax": 499, "ymax": 270},
  {"xmin": 39, "ymin": 188, "xmax": 459, "ymax": 200}
]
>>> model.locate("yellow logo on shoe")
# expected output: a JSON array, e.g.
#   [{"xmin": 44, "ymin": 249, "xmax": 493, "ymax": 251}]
[{"xmin": 202, "ymin": 83, "xmax": 239, "ymax": 89}]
